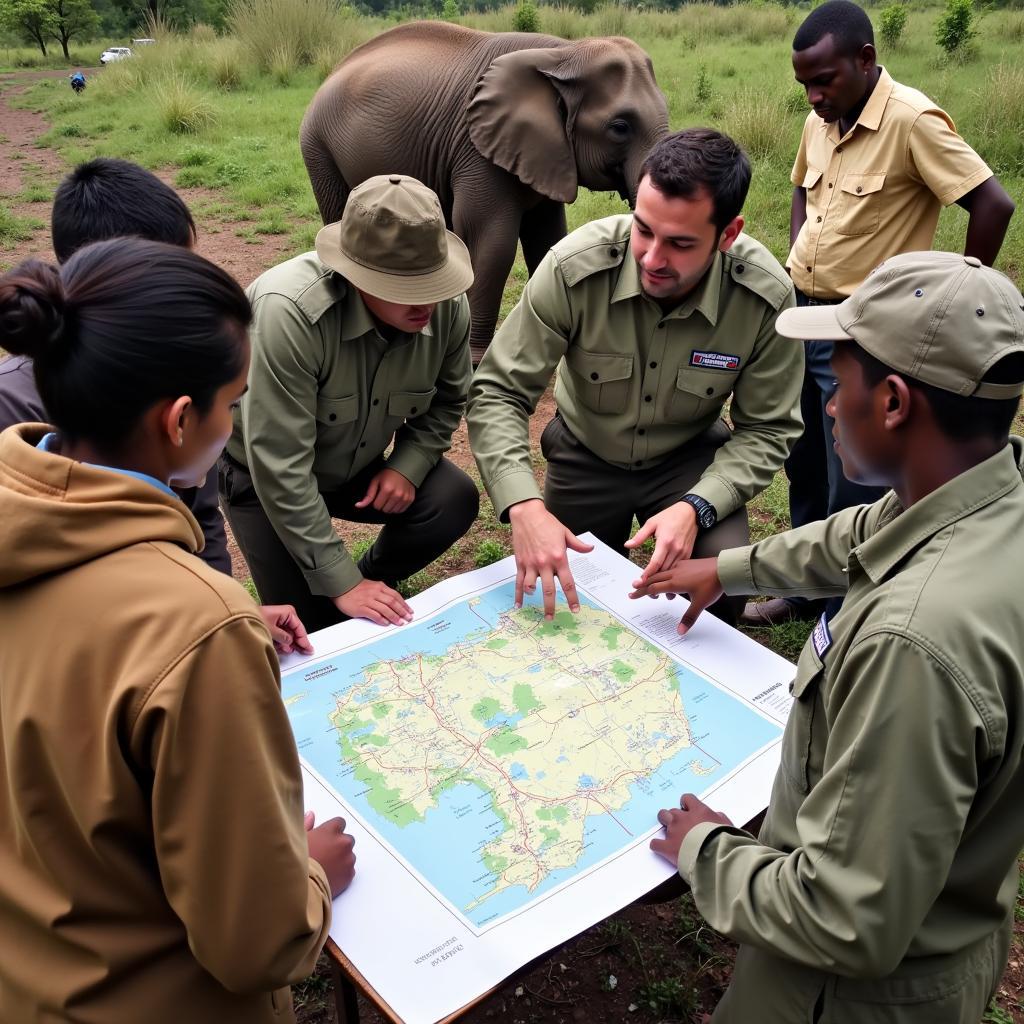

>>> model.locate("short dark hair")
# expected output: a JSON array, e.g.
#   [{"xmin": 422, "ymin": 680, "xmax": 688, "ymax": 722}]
[
  {"xmin": 848, "ymin": 343, "xmax": 1024, "ymax": 443},
  {"xmin": 51, "ymin": 158, "xmax": 196, "ymax": 263},
  {"xmin": 793, "ymin": 0, "xmax": 874, "ymax": 57},
  {"xmin": 0, "ymin": 239, "xmax": 250, "ymax": 450},
  {"xmin": 638, "ymin": 128, "xmax": 751, "ymax": 234}
]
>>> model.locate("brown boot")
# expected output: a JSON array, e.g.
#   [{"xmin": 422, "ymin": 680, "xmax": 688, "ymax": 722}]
[{"xmin": 739, "ymin": 597, "xmax": 822, "ymax": 627}]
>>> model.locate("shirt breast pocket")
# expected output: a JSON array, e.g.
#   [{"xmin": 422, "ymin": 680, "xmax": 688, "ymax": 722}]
[
  {"xmin": 802, "ymin": 166, "xmax": 823, "ymax": 194},
  {"xmin": 564, "ymin": 349, "xmax": 633, "ymax": 415},
  {"xmin": 669, "ymin": 368, "xmax": 736, "ymax": 422},
  {"xmin": 315, "ymin": 394, "xmax": 359, "ymax": 427},
  {"xmin": 779, "ymin": 644, "xmax": 826, "ymax": 796},
  {"xmin": 835, "ymin": 171, "xmax": 886, "ymax": 237},
  {"xmin": 387, "ymin": 387, "xmax": 436, "ymax": 421}
]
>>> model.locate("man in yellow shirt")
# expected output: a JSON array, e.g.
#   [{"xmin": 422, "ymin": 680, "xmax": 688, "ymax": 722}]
[{"xmin": 743, "ymin": 0, "xmax": 1015, "ymax": 626}]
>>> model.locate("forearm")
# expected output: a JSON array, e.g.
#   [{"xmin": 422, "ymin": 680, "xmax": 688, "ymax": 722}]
[
  {"xmin": 790, "ymin": 186, "xmax": 807, "ymax": 249},
  {"xmin": 962, "ymin": 181, "xmax": 1015, "ymax": 267}
]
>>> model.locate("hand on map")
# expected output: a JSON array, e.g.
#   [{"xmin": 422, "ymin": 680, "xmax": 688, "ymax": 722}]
[
  {"xmin": 627, "ymin": 557, "xmax": 723, "ymax": 635},
  {"xmin": 354, "ymin": 467, "xmax": 416, "ymax": 514},
  {"xmin": 508, "ymin": 499, "xmax": 594, "ymax": 619},
  {"xmin": 305, "ymin": 811, "xmax": 357, "ymax": 897},
  {"xmin": 624, "ymin": 501, "xmax": 698, "ymax": 578},
  {"xmin": 651, "ymin": 794, "xmax": 733, "ymax": 864},
  {"xmin": 334, "ymin": 579, "xmax": 414, "ymax": 627},
  {"xmin": 259, "ymin": 604, "xmax": 314, "ymax": 655}
]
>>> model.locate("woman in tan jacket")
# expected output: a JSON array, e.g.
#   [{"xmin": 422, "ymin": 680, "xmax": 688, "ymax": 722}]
[{"xmin": 0, "ymin": 239, "xmax": 355, "ymax": 1023}]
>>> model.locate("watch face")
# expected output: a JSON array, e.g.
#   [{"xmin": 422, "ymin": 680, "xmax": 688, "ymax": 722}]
[{"xmin": 699, "ymin": 508, "xmax": 717, "ymax": 529}]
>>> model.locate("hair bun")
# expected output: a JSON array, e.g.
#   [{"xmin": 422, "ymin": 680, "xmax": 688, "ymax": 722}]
[{"xmin": 0, "ymin": 259, "xmax": 69, "ymax": 361}]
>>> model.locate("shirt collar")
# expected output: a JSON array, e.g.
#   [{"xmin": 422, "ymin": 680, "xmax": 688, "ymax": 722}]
[
  {"xmin": 611, "ymin": 242, "xmax": 722, "ymax": 326},
  {"xmin": 850, "ymin": 442, "xmax": 1022, "ymax": 585},
  {"xmin": 340, "ymin": 286, "xmax": 434, "ymax": 342},
  {"xmin": 826, "ymin": 65, "xmax": 894, "ymax": 142}
]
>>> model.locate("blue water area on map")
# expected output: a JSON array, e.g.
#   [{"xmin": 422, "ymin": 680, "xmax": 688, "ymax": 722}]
[
  {"xmin": 509, "ymin": 763, "xmax": 529, "ymax": 780},
  {"xmin": 281, "ymin": 581, "xmax": 782, "ymax": 930}
]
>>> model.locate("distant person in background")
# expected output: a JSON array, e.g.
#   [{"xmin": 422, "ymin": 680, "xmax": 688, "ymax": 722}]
[
  {"xmin": 741, "ymin": 0, "xmax": 1015, "ymax": 627},
  {"xmin": 69, "ymin": 71, "xmax": 86, "ymax": 94},
  {"xmin": 0, "ymin": 158, "xmax": 231, "ymax": 577}
]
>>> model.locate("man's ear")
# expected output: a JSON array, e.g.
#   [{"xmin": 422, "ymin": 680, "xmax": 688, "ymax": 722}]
[
  {"xmin": 158, "ymin": 396, "xmax": 193, "ymax": 448},
  {"xmin": 718, "ymin": 216, "xmax": 744, "ymax": 253},
  {"xmin": 882, "ymin": 374, "xmax": 911, "ymax": 430},
  {"xmin": 857, "ymin": 43, "xmax": 877, "ymax": 73}
]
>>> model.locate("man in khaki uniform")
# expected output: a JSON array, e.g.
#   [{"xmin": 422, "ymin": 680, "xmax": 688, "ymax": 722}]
[
  {"xmin": 633, "ymin": 252, "xmax": 1024, "ymax": 1023},
  {"xmin": 221, "ymin": 175, "xmax": 479, "ymax": 632},
  {"xmin": 468, "ymin": 129, "xmax": 802, "ymax": 624},
  {"xmin": 744, "ymin": 0, "xmax": 1016, "ymax": 626}
]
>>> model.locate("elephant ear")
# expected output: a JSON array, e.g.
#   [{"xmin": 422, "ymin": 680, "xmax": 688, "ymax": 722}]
[{"xmin": 467, "ymin": 47, "xmax": 579, "ymax": 204}]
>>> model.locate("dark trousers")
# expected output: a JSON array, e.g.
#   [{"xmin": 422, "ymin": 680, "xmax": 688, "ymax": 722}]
[
  {"xmin": 219, "ymin": 454, "xmax": 479, "ymax": 633},
  {"xmin": 541, "ymin": 414, "xmax": 750, "ymax": 625},
  {"xmin": 784, "ymin": 291, "xmax": 886, "ymax": 617}
]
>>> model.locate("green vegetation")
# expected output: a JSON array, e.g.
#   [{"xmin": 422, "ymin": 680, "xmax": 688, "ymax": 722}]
[
  {"xmin": 535, "ymin": 609, "xmax": 578, "ymax": 635},
  {"xmin": 471, "ymin": 696, "xmax": 501, "ymax": 722},
  {"xmin": 611, "ymin": 658, "xmax": 635, "ymax": 682},
  {"xmin": 935, "ymin": 0, "xmax": 977, "ymax": 60},
  {"xmin": 371, "ymin": 701, "xmax": 392, "ymax": 718},
  {"xmin": 511, "ymin": 0, "xmax": 539, "ymax": 32},
  {"xmin": 537, "ymin": 804, "xmax": 568, "ymax": 823},
  {"xmin": 512, "ymin": 682, "xmax": 541, "ymax": 714},
  {"xmin": 600, "ymin": 624, "xmax": 624, "ymax": 650},
  {"xmin": 485, "ymin": 636, "xmax": 508, "ymax": 649},
  {"xmin": 485, "ymin": 726, "xmax": 529, "ymax": 756},
  {"xmin": 481, "ymin": 850, "xmax": 508, "ymax": 874},
  {"xmin": 474, "ymin": 537, "xmax": 507, "ymax": 567},
  {"xmin": 879, "ymin": 1, "xmax": 908, "ymax": 51}
]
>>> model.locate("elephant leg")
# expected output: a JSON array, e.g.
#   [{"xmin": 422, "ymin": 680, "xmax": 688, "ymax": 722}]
[
  {"xmin": 299, "ymin": 123, "xmax": 351, "ymax": 225},
  {"xmin": 520, "ymin": 199, "xmax": 568, "ymax": 276},
  {"xmin": 453, "ymin": 194, "xmax": 523, "ymax": 365}
]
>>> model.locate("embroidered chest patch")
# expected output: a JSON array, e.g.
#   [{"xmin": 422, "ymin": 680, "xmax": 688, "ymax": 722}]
[
  {"xmin": 690, "ymin": 350, "xmax": 741, "ymax": 371},
  {"xmin": 811, "ymin": 612, "xmax": 833, "ymax": 660}
]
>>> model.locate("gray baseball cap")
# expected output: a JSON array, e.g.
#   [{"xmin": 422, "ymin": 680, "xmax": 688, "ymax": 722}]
[
  {"xmin": 315, "ymin": 174, "xmax": 474, "ymax": 305},
  {"xmin": 776, "ymin": 251, "xmax": 1024, "ymax": 399}
]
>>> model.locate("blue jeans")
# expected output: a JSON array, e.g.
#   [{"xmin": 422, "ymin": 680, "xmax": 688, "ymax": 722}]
[{"xmin": 784, "ymin": 292, "xmax": 886, "ymax": 615}]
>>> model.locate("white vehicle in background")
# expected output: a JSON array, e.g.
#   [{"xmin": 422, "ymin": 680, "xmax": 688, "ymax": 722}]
[{"xmin": 99, "ymin": 46, "xmax": 132, "ymax": 64}]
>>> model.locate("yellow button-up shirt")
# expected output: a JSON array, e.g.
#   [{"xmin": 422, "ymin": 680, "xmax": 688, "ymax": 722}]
[{"xmin": 788, "ymin": 68, "xmax": 992, "ymax": 300}]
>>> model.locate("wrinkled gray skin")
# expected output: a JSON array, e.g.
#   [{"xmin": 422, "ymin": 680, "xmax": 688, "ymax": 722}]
[{"xmin": 300, "ymin": 21, "xmax": 669, "ymax": 360}]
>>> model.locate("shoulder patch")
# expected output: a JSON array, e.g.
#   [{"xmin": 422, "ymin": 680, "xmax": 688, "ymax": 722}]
[
  {"xmin": 811, "ymin": 612, "xmax": 833, "ymax": 660},
  {"xmin": 725, "ymin": 236, "xmax": 793, "ymax": 311}
]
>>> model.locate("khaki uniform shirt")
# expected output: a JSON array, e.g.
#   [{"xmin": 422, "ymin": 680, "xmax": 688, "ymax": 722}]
[
  {"xmin": 226, "ymin": 253, "xmax": 472, "ymax": 597},
  {"xmin": 789, "ymin": 67, "xmax": 992, "ymax": 299},
  {"xmin": 468, "ymin": 216, "xmax": 802, "ymax": 520},
  {"xmin": 678, "ymin": 442, "xmax": 1024, "ymax": 1000}
]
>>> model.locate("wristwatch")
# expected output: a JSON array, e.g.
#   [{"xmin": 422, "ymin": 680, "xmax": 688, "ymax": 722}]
[{"xmin": 680, "ymin": 493, "xmax": 718, "ymax": 530}]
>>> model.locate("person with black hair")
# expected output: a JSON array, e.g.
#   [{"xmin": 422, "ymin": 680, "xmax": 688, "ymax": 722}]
[
  {"xmin": 0, "ymin": 157, "xmax": 233, "ymax": 575},
  {"xmin": 0, "ymin": 238, "xmax": 355, "ymax": 1023},
  {"xmin": 633, "ymin": 252, "xmax": 1024, "ymax": 1023},
  {"xmin": 743, "ymin": 0, "xmax": 1016, "ymax": 627},
  {"xmin": 469, "ymin": 128, "xmax": 803, "ymax": 625}
]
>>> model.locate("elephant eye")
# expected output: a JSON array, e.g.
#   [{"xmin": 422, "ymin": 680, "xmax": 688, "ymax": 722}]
[{"xmin": 608, "ymin": 119, "xmax": 631, "ymax": 139}]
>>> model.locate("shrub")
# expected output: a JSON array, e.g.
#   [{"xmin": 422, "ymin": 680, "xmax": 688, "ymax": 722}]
[
  {"xmin": 879, "ymin": 2, "xmax": 908, "ymax": 50},
  {"xmin": 156, "ymin": 74, "xmax": 216, "ymax": 134},
  {"xmin": 512, "ymin": 0, "xmax": 540, "ymax": 33},
  {"xmin": 693, "ymin": 62, "xmax": 712, "ymax": 107},
  {"xmin": 229, "ymin": 0, "xmax": 359, "ymax": 70},
  {"xmin": 441, "ymin": 0, "xmax": 460, "ymax": 19},
  {"xmin": 935, "ymin": 0, "xmax": 976, "ymax": 59},
  {"xmin": 209, "ymin": 40, "xmax": 245, "ymax": 89},
  {"xmin": 723, "ymin": 86, "xmax": 793, "ymax": 163},
  {"xmin": 474, "ymin": 540, "xmax": 507, "ymax": 568},
  {"xmin": 269, "ymin": 43, "xmax": 297, "ymax": 85}
]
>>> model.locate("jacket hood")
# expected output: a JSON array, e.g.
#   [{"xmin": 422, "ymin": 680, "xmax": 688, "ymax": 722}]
[{"xmin": 0, "ymin": 424, "xmax": 202, "ymax": 587}]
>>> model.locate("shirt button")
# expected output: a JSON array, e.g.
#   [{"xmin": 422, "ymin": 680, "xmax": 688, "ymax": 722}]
[
  {"xmin": 590, "ymin": 372, "xmax": 599, "ymax": 381},
  {"xmin": 828, "ymin": 182, "xmax": 834, "ymax": 189},
  {"xmin": 638, "ymin": 427, "xmax": 646, "ymax": 436},
  {"xmin": 705, "ymin": 387, "xmax": 714, "ymax": 396},
  {"xmin": 835, "ymin": 146, "xmax": 843, "ymax": 154},
  {"xmin": 649, "ymin": 361, "xmax": 658, "ymax": 369},
  {"xmin": 609, "ymin": 247, "xmax": 619, "ymax": 258},
  {"xmin": 806, "ymin": 266, "xmax": 812, "ymax": 272},
  {"xmin": 815, "ymin": 215, "xmax": 822, "ymax": 223},
  {"xmin": 372, "ymin": 398, "xmax": 379, "ymax": 406},
  {"xmin": 410, "ymin": 406, "xmax": 418, "ymax": 414},
  {"xmin": 359, "ymin": 441, "xmax": 366, "ymax": 448},
  {"xmin": 329, "ymin": 413, "xmax": 337, "ymax": 422},
  {"xmin": 634, "ymin": 460, "xmax": 643, "ymax": 467},
  {"xmin": 644, "ymin": 394, "xmax": 652, "ymax": 403},
  {"xmin": 855, "ymin": 185, "xmax": 863, "ymax": 194},
  {"xmin": 657, "ymin": 322, "xmax": 666, "ymax": 329}
]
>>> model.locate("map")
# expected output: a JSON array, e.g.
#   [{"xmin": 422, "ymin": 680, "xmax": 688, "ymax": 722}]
[{"xmin": 282, "ymin": 578, "xmax": 783, "ymax": 932}]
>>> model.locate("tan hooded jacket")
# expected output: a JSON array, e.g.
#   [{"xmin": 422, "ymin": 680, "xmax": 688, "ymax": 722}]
[{"xmin": 0, "ymin": 425, "xmax": 331, "ymax": 1023}]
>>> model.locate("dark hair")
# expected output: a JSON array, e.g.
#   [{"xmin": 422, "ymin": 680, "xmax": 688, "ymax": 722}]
[
  {"xmin": 51, "ymin": 158, "xmax": 196, "ymax": 263},
  {"xmin": 0, "ymin": 238, "xmax": 250, "ymax": 449},
  {"xmin": 793, "ymin": 0, "xmax": 874, "ymax": 57},
  {"xmin": 848, "ymin": 343, "xmax": 1024, "ymax": 443},
  {"xmin": 638, "ymin": 128, "xmax": 751, "ymax": 234}
]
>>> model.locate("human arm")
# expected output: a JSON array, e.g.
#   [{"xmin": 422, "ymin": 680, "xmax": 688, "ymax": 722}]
[
  {"xmin": 136, "ymin": 615, "xmax": 337, "ymax": 992},
  {"xmin": 673, "ymin": 634, "xmax": 984, "ymax": 978},
  {"xmin": 240, "ymin": 294, "xmax": 363, "ymax": 599},
  {"xmin": 386, "ymin": 295, "xmax": 473, "ymax": 487},
  {"xmin": 258, "ymin": 604, "xmax": 314, "ymax": 655},
  {"xmin": 958, "ymin": 177, "xmax": 1015, "ymax": 267},
  {"xmin": 790, "ymin": 187, "xmax": 807, "ymax": 250}
]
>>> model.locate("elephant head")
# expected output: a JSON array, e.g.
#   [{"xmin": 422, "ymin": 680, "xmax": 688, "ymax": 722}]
[{"xmin": 467, "ymin": 37, "xmax": 669, "ymax": 208}]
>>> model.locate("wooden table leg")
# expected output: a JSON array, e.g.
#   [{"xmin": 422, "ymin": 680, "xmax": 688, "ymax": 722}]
[{"xmin": 330, "ymin": 956, "xmax": 361, "ymax": 1024}]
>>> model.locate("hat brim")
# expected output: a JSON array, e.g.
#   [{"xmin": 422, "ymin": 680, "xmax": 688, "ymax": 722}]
[
  {"xmin": 775, "ymin": 303, "xmax": 853, "ymax": 342},
  {"xmin": 315, "ymin": 223, "xmax": 474, "ymax": 305}
]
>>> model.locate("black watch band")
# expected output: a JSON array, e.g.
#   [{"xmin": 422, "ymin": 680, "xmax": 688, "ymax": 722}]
[{"xmin": 681, "ymin": 493, "xmax": 717, "ymax": 530}]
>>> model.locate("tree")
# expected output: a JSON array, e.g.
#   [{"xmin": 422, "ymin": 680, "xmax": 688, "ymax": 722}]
[
  {"xmin": 50, "ymin": 0, "xmax": 99, "ymax": 58},
  {"xmin": 0, "ymin": 0, "xmax": 55, "ymax": 55}
]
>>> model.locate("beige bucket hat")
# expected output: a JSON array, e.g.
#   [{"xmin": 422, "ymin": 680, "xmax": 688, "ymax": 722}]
[
  {"xmin": 776, "ymin": 251, "xmax": 1024, "ymax": 399},
  {"xmin": 315, "ymin": 174, "xmax": 474, "ymax": 305}
]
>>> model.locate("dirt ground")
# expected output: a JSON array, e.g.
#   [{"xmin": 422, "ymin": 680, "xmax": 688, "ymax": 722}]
[{"xmin": 2, "ymin": 69, "xmax": 1022, "ymax": 1024}]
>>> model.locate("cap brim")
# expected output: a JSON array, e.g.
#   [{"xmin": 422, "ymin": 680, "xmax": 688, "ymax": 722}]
[
  {"xmin": 775, "ymin": 303, "xmax": 853, "ymax": 342},
  {"xmin": 315, "ymin": 224, "xmax": 474, "ymax": 305}
]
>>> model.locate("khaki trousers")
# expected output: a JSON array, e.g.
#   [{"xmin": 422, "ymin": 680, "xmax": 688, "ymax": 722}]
[{"xmin": 540, "ymin": 414, "xmax": 750, "ymax": 624}]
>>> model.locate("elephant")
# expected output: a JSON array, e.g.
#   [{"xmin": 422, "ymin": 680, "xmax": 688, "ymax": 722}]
[{"xmin": 300, "ymin": 21, "xmax": 669, "ymax": 361}]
